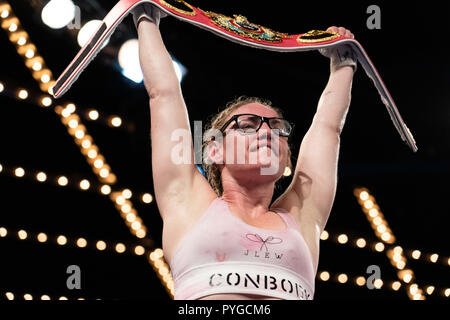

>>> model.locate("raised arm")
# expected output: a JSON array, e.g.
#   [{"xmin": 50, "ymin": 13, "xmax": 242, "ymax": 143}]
[
  {"xmin": 275, "ymin": 27, "xmax": 355, "ymax": 233},
  {"xmin": 135, "ymin": 6, "xmax": 213, "ymax": 218}
]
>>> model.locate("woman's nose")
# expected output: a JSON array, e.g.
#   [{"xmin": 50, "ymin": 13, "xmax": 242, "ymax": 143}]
[{"xmin": 258, "ymin": 122, "xmax": 272, "ymax": 139}]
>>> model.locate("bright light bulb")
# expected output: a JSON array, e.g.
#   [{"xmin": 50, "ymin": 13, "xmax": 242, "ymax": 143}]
[
  {"xmin": 57, "ymin": 235, "xmax": 67, "ymax": 245},
  {"xmin": 126, "ymin": 213, "xmax": 136, "ymax": 222},
  {"xmin": 134, "ymin": 245, "xmax": 145, "ymax": 255},
  {"xmin": 320, "ymin": 230, "xmax": 329, "ymax": 241},
  {"xmin": 99, "ymin": 168, "xmax": 109, "ymax": 178},
  {"xmin": 24, "ymin": 294, "xmax": 33, "ymax": 300},
  {"xmin": 115, "ymin": 243, "xmax": 126, "ymax": 253},
  {"xmin": 283, "ymin": 166, "xmax": 292, "ymax": 177},
  {"xmin": 337, "ymin": 234, "xmax": 348, "ymax": 244},
  {"xmin": 87, "ymin": 149, "xmax": 97, "ymax": 159},
  {"xmin": 1, "ymin": 9, "xmax": 9, "ymax": 18},
  {"xmin": 356, "ymin": 238, "xmax": 366, "ymax": 248},
  {"xmin": 75, "ymin": 129, "xmax": 85, "ymax": 139},
  {"xmin": 68, "ymin": 119, "xmax": 78, "ymax": 128},
  {"xmin": 110, "ymin": 117, "xmax": 122, "ymax": 127},
  {"xmin": 356, "ymin": 276, "xmax": 366, "ymax": 286},
  {"xmin": 131, "ymin": 221, "xmax": 141, "ymax": 230},
  {"xmin": 36, "ymin": 172, "xmax": 47, "ymax": 182},
  {"xmin": 337, "ymin": 274, "xmax": 348, "ymax": 283},
  {"xmin": 412, "ymin": 250, "xmax": 421, "ymax": 259},
  {"xmin": 359, "ymin": 191, "xmax": 369, "ymax": 200},
  {"xmin": 81, "ymin": 139, "xmax": 91, "ymax": 149},
  {"xmin": 88, "ymin": 110, "xmax": 99, "ymax": 120},
  {"xmin": 142, "ymin": 193, "xmax": 153, "ymax": 204},
  {"xmin": 100, "ymin": 185, "xmax": 111, "ymax": 195},
  {"xmin": 77, "ymin": 20, "xmax": 109, "ymax": 47},
  {"xmin": 15, "ymin": 167, "xmax": 25, "ymax": 177},
  {"xmin": 79, "ymin": 179, "xmax": 90, "ymax": 190},
  {"xmin": 121, "ymin": 204, "xmax": 131, "ymax": 213},
  {"xmin": 32, "ymin": 61, "xmax": 42, "ymax": 71},
  {"xmin": 319, "ymin": 271, "xmax": 330, "ymax": 281},
  {"xmin": 392, "ymin": 281, "xmax": 401, "ymax": 291},
  {"xmin": 37, "ymin": 233, "xmax": 47, "ymax": 242},
  {"xmin": 375, "ymin": 242, "xmax": 385, "ymax": 252},
  {"xmin": 373, "ymin": 279, "xmax": 383, "ymax": 289},
  {"xmin": 41, "ymin": 73, "xmax": 51, "ymax": 83},
  {"xmin": 58, "ymin": 176, "xmax": 68, "ymax": 186},
  {"xmin": 41, "ymin": 0, "xmax": 76, "ymax": 29},
  {"xmin": 76, "ymin": 238, "xmax": 87, "ymax": 248},
  {"xmin": 118, "ymin": 39, "xmax": 143, "ymax": 83},
  {"xmin": 122, "ymin": 189, "xmax": 132, "ymax": 199},
  {"xmin": 368, "ymin": 208, "xmax": 378, "ymax": 217},
  {"xmin": 172, "ymin": 57, "xmax": 187, "ymax": 82},
  {"xmin": 425, "ymin": 286, "xmax": 435, "ymax": 295},
  {"xmin": 17, "ymin": 36, "xmax": 27, "ymax": 46},
  {"xmin": 18, "ymin": 89, "xmax": 28, "ymax": 99},
  {"xmin": 364, "ymin": 200, "xmax": 373, "ymax": 209},
  {"xmin": 18, "ymin": 230, "xmax": 27, "ymax": 240},
  {"xmin": 96, "ymin": 240, "xmax": 106, "ymax": 251},
  {"xmin": 0, "ymin": 227, "xmax": 7, "ymax": 237},
  {"xmin": 41, "ymin": 96, "xmax": 52, "ymax": 107},
  {"xmin": 136, "ymin": 229, "xmax": 146, "ymax": 238},
  {"xmin": 376, "ymin": 224, "xmax": 386, "ymax": 233},
  {"xmin": 65, "ymin": 103, "xmax": 76, "ymax": 113},
  {"xmin": 0, "ymin": 82, "xmax": 4, "ymax": 92},
  {"xmin": 8, "ymin": 23, "xmax": 17, "ymax": 32},
  {"xmin": 25, "ymin": 49, "xmax": 35, "ymax": 58}
]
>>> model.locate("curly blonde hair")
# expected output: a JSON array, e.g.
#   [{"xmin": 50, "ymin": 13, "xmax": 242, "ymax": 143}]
[{"xmin": 202, "ymin": 95, "xmax": 292, "ymax": 196}]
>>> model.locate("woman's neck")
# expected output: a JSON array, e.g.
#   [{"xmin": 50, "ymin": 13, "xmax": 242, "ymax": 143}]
[{"xmin": 221, "ymin": 173, "xmax": 275, "ymax": 218}]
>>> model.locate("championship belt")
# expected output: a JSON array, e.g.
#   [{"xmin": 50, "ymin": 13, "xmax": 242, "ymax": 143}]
[{"xmin": 51, "ymin": 0, "xmax": 417, "ymax": 152}]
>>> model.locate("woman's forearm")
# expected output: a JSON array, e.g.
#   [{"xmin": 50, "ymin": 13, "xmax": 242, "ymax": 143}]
[
  {"xmin": 137, "ymin": 19, "xmax": 180, "ymax": 99},
  {"xmin": 314, "ymin": 66, "xmax": 354, "ymax": 134}
]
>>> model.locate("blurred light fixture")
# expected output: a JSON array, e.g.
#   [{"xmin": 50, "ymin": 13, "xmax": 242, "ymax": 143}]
[
  {"xmin": 118, "ymin": 39, "xmax": 143, "ymax": 83},
  {"xmin": 118, "ymin": 39, "xmax": 187, "ymax": 84},
  {"xmin": 41, "ymin": 0, "xmax": 76, "ymax": 29},
  {"xmin": 77, "ymin": 20, "xmax": 109, "ymax": 48}
]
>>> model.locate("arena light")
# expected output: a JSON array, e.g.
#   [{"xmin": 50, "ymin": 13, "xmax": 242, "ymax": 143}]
[
  {"xmin": 171, "ymin": 57, "xmax": 187, "ymax": 83},
  {"xmin": 77, "ymin": 20, "xmax": 109, "ymax": 48},
  {"xmin": 41, "ymin": 0, "xmax": 76, "ymax": 29},
  {"xmin": 118, "ymin": 39, "xmax": 142, "ymax": 83},
  {"xmin": 118, "ymin": 39, "xmax": 187, "ymax": 84}
]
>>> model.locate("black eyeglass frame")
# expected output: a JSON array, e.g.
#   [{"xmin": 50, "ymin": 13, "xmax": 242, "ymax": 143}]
[{"xmin": 219, "ymin": 113, "xmax": 294, "ymax": 137}]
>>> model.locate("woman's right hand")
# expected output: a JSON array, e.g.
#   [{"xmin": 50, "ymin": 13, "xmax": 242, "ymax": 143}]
[{"xmin": 132, "ymin": 3, "xmax": 168, "ymax": 28}]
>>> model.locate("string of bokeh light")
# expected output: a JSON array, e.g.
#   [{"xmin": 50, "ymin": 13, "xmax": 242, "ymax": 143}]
[
  {"xmin": 0, "ymin": 4, "xmax": 122, "ymax": 187},
  {"xmin": 0, "ymin": 226, "xmax": 154, "ymax": 257},
  {"xmin": 1, "ymin": 1, "xmax": 169, "ymax": 292},
  {"xmin": 0, "ymin": 162, "xmax": 154, "ymax": 205},
  {"xmin": 1, "ymin": 292, "xmax": 89, "ymax": 301},
  {"xmin": 354, "ymin": 187, "xmax": 426, "ymax": 300},
  {"xmin": 317, "ymin": 269, "xmax": 450, "ymax": 298},
  {"xmin": 0, "ymin": 80, "xmax": 130, "ymax": 129}
]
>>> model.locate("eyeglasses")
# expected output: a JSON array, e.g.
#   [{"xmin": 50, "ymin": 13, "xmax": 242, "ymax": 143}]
[{"xmin": 220, "ymin": 114, "xmax": 293, "ymax": 137}]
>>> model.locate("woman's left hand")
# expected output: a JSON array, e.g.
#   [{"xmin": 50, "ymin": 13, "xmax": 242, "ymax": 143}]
[
  {"xmin": 326, "ymin": 26, "xmax": 355, "ymax": 39},
  {"xmin": 320, "ymin": 26, "xmax": 357, "ymax": 73}
]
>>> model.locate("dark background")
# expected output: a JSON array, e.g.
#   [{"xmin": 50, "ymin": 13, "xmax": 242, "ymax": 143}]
[{"xmin": 0, "ymin": 0, "xmax": 449, "ymax": 301}]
